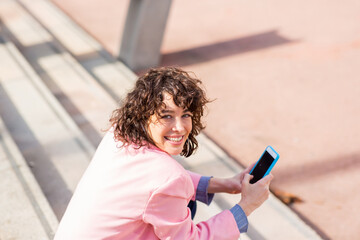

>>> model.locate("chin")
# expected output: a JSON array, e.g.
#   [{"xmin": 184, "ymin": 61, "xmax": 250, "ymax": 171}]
[
  {"xmin": 168, "ymin": 151, "xmax": 182, "ymax": 156},
  {"xmin": 166, "ymin": 148, "xmax": 183, "ymax": 156}
]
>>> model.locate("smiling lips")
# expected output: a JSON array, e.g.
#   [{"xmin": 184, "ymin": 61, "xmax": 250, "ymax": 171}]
[{"xmin": 164, "ymin": 136, "xmax": 184, "ymax": 144}]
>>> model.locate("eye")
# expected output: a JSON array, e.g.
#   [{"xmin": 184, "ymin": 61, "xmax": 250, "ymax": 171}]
[
  {"xmin": 160, "ymin": 115, "xmax": 172, "ymax": 119},
  {"xmin": 182, "ymin": 113, "xmax": 193, "ymax": 118}
]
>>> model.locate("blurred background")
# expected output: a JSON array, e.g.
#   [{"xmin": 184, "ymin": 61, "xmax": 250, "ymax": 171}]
[{"xmin": 1, "ymin": 0, "xmax": 359, "ymax": 239}]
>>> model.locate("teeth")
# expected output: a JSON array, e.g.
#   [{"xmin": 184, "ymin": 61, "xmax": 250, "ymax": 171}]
[{"xmin": 166, "ymin": 136, "xmax": 182, "ymax": 142}]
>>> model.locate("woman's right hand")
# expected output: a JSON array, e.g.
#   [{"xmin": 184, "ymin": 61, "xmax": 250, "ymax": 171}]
[{"xmin": 238, "ymin": 173, "xmax": 273, "ymax": 216}]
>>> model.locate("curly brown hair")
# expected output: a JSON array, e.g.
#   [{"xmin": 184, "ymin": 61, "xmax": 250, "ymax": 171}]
[{"xmin": 109, "ymin": 67, "xmax": 210, "ymax": 157}]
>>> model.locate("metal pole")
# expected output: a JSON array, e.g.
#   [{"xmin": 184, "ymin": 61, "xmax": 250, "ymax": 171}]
[{"xmin": 119, "ymin": 0, "xmax": 173, "ymax": 71}]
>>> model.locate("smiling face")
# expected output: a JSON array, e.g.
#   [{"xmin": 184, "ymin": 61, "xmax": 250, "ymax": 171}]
[{"xmin": 147, "ymin": 92, "xmax": 193, "ymax": 155}]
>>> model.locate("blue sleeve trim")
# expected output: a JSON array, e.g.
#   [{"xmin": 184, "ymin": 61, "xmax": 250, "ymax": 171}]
[
  {"xmin": 230, "ymin": 204, "xmax": 249, "ymax": 233},
  {"xmin": 196, "ymin": 176, "xmax": 214, "ymax": 205}
]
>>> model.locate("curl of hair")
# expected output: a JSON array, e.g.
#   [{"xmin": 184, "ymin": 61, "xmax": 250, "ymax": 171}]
[{"xmin": 109, "ymin": 67, "xmax": 210, "ymax": 157}]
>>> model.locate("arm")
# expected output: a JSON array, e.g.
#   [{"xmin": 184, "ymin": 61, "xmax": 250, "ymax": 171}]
[
  {"xmin": 186, "ymin": 171, "xmax": 249, "ymax": 232},
  {"xmin": 207, "ymin": 165, "xmax": 273, "ymax": 217},
  {"xmin": 207, "ymin": 163, "xmax": 255, "ymax": 194},
  {"xmin": 187, "ymin": 171, "xmax": 214, "ymax": 204},
  {"xmin": 143, "ymin": 174, "xmax": 242, "ymax": 240}
]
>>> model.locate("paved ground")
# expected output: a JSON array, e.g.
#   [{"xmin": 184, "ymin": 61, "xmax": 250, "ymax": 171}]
[
  {"xmin": 0, "ymin": 0, "xmax": 323, "ymax": 238},
  {"xmin": 50, "ymin": 1, "xmax": 360, "ymax": 239}
]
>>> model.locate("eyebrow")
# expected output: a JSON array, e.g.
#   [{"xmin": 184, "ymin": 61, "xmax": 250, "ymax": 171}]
[
  {"xmin": 159, "ymin": 109, "xmax": 191, "ymax": 114},
  {"xmin": 160, "ymin": 109, "xmax": 173, "ymax": 113}
]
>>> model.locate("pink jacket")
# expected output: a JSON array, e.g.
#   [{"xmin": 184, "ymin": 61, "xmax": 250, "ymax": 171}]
[{"xmin": 54, "ymin": 131, "xmax": 240, "ymax": 239}]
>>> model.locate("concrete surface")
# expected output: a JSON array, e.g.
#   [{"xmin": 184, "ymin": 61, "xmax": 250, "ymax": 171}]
[
  {"xmin": 0, "ymin": 116, "xmax": 58, "ymax": 239},
  {"xmin": 0, "ymin": 1, "xmax": 322, "ymax": 238},
  {"xmin": 49, "ymin": 1, "xmax": 360, "ymax": 239},
  {"xmin": 2, "ymin": 0, "xmax": 359, "ymax": 239},
  {"xmin": 0, "ymin": 21, "xmax": 95, "ymax": 218}
]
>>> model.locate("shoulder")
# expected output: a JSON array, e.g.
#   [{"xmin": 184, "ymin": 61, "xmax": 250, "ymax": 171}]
[
  {"xmin": 140, "ymin": 145, "xmax": 189, "ymax": 179},
  {"xmin": 135, "ymin": 145, "xmax": 193, "ymax": 191},
  {"xmin": 94, "ymin": 131, "xmax": 191, "ymax": 184}
]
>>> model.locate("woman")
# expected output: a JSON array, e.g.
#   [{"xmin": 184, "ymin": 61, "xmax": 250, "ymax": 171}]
[{"xmin": 54, "ymin": 67, "xmax": 273, "ymax": 239}]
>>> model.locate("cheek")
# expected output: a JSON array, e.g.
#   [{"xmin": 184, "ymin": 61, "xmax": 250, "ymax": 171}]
[{"xmin": 148, "ymin": 121, "xmax": 166, "ymax": 141}]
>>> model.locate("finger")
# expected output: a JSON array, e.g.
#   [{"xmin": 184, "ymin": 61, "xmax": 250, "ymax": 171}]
[
  {"xmin": 260, "ymin": 174, "xmax": 274, "ymax": 184},
  {"xmin": 242, "ymin": 173, "xmax": 252, "ymax": 183},
  {"xmin": 243, "ymin": 174, "xmax": 250, "ymax": 182}
]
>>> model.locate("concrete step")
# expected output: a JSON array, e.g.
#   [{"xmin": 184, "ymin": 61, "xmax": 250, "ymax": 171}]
[
  {"xmin": 0, "ymin": 30, "xmax": 94, "ymax": 219},
  {"xmin": 0, "ymin": 116, "xmax": 58, "ymax": 239},
  {"xmin": 0, "ymin": 0, "xmax": 133, "ymax": 147},
  {"xmin": 18, "ymin": 0, "xmax": 137, "ymax": 101}
]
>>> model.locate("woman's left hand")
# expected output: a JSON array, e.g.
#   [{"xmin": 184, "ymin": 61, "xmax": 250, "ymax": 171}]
[
  {"xmin": 208, "ymin": 163, "xmax": 255, "ymax": 194},
  {"xmin": 225, "ymin": 163, "xmax": 255, "ymax": 194}
]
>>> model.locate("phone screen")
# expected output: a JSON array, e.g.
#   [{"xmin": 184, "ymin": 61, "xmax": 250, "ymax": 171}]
[{"xmin": 250, "ymin": 151, "xmax": 275, "ymax": 184}]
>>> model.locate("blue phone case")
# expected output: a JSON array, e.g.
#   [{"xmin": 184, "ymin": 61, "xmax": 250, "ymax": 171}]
[{"xmin": 250, "ymin": 145, "xmax": 279, "ymax": 180}]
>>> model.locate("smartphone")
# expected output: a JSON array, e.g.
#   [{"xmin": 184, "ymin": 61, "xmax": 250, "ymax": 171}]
[{"xmin": 249, "ymin": 146, "xmax": 279, "ymax": 184}]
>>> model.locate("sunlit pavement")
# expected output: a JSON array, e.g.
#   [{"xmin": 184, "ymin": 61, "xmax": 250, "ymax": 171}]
[{"xmin": 12, "ymin": 0, "xmax": 360, "ymax": 239}]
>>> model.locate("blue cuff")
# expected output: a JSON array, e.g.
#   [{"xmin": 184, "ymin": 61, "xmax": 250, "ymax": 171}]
[
  {"xmin": 230, "ymin": 204, "xmax": 249, "ymax": 233},
  {"xmin": 196, "ymin": 176, "xmax": 214, "ymax": 205}
]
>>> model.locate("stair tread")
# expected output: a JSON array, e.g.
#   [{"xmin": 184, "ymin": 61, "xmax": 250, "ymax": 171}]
[
  {"xmin": 0, "ymin": 33, "xmax": 94, "ymax": 219},
  {"xmin": 0, "ymin": 116, "xmax": 58, "ymax": 239}
]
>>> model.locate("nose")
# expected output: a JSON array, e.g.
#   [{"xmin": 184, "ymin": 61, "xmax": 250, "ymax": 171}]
[{"xmin": 172, "ymin": 117, "xmax": 185, "ymax": 132}]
